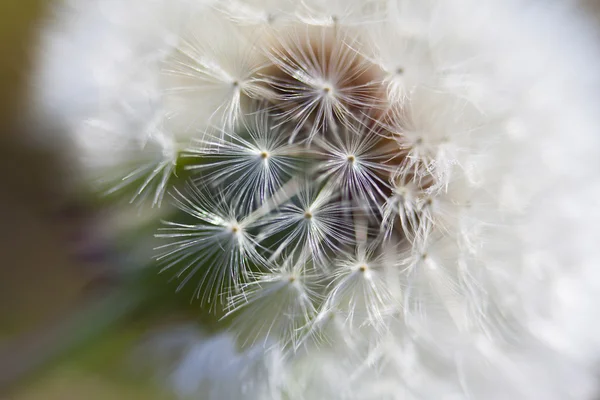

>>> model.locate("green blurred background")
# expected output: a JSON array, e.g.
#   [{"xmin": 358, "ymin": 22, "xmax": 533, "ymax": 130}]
[{"xmin": 0, "ymin": 1, "xmax": 171, "ymax": 398}]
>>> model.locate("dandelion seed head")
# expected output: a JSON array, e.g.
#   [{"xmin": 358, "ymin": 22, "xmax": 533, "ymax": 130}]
[{"xmin": 33, "ymin": 0, "xmax": 600, "ymax": 398}]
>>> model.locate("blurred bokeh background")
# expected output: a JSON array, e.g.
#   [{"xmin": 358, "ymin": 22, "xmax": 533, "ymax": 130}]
[
  {"xmin": 0, "ymin": 1, "xmax": 172, "ymax": 398},
  {"xmin": 0, "ymin": 1, "xmax": 598, "ymax": 399}
]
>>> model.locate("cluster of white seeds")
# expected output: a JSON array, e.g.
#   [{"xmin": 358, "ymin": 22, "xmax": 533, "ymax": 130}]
[{"xmin": 33, "ymin": 0, "xmax": 600, "ymax": 399}]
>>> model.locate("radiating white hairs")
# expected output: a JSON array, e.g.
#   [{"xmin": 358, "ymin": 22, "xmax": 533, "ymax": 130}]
[{"xmin": 32, "ymin": 0, "xmax": 600, "ymax": 399}]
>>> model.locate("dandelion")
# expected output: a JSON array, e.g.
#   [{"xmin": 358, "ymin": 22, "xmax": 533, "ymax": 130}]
[{"xmin": 32, "ymin": 0, "xmax": 600, "ymax": 399}]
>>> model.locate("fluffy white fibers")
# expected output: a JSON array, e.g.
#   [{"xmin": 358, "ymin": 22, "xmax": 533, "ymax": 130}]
[{"xmin": 32, "ymin": 0, "xmax": 600, "ymax": 399}]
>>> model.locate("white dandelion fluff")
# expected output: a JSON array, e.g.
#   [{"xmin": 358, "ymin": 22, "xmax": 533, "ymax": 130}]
[
  {"xmin": 161, "ymin": 10, "xmax": 272, "ymax": 132},
  {"xmin": 295, "ymin": 0, "xmax": 387, "ymax": 27},
  {"xmin": 263, "ymin": 26, "xmax": 383, "ymax": 142},
  {"xmin": 381, "ymin": 170, "xmax": 430, "ymax": 241},
  {"xmin": 215, "ymin": 0, "xmax": 296, "ymax": 27},
  {"xmin": 224, "ymin": 254, "xmax": 321, "ymax": 350},
  {"xmin": 155, "ymin": 182, "xmax": 264, "ymax": 309},
  {"xmin": 320, "ymin": 243, "xmax": 400, "ymax": 334},
  {"xmin": 184, "ymin": 107, "xmax": 302, "ymax": 211},
  {"xmin": 361, "ymin": 22, "xmax": 436, "ymax": 104},
  {"xmin": 30, "ymin": 0, "xmax": 600, "ymax": 399},
  {"xmin": 253, "ymin": 181, "xmax": 355, "ymax": 267},
  {"xmin": 312, "ymin": 118, "xmax": 397, "ymax": 210},
  {"xmin": 74, "ymin": 109, "xmax": 180, "ymax": 207}
]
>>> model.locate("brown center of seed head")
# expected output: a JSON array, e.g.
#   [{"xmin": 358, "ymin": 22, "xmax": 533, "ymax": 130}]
[{"xmin": 263, "ymin": 27, "xmax": 385, "ymax": 137}]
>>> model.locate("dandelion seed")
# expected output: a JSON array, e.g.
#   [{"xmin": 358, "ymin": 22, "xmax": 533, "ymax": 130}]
[
  {"xmin": 296, "ymin": 0, "xmax": 387, "ymax": 27},
  {"xmin": 399, "ymin": 237, "xmax": 475, "ymax": 330},
  {"xmin": 254, "ymin": 181, "xmax": 355, "ymax": 268},
  {"xmin": 263, "ymin": 27, "xmax": 383, "ymax": 142},
  {"xmin": 155, "ymin": 182, "xmax": 264, "ymax": 310},
  {"xmin": 381, "ymin": 170, "xmax": 435, "ymax": 241},
  {"xmin": 359, "ymin": 23, "xmax": 436, "ymax": 104},
  {"xmin": 184, "ymin": 108, "xmax": 302, "ymax": 212},
  {"xmin": 224, "ymin": 255, "xmax": 321, "ymax": 350},
  {"xmin": 215, "ymin": 0, "xmax": 296, "ymax": 26},
  {"xmin": 322, "ymin": 243, "xmax": 400, "ymax": 334},
  {"xmin": 381, "ymin": 90, "xmax": 479, "ymax": 192},
  {"xmin": 381, "ymin": 174, "xmax": 421, "ymax": 240},
  {"xmin": 162, "ymin": 12, "xmax": 271, "ymax": 132},
  {"xmin": 81, "ymin": 111, "xmax": 179, "ymax": 208},
  {"xmin": 313, "ymin": 120, "xmax": 396, "ymax": 211}
]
